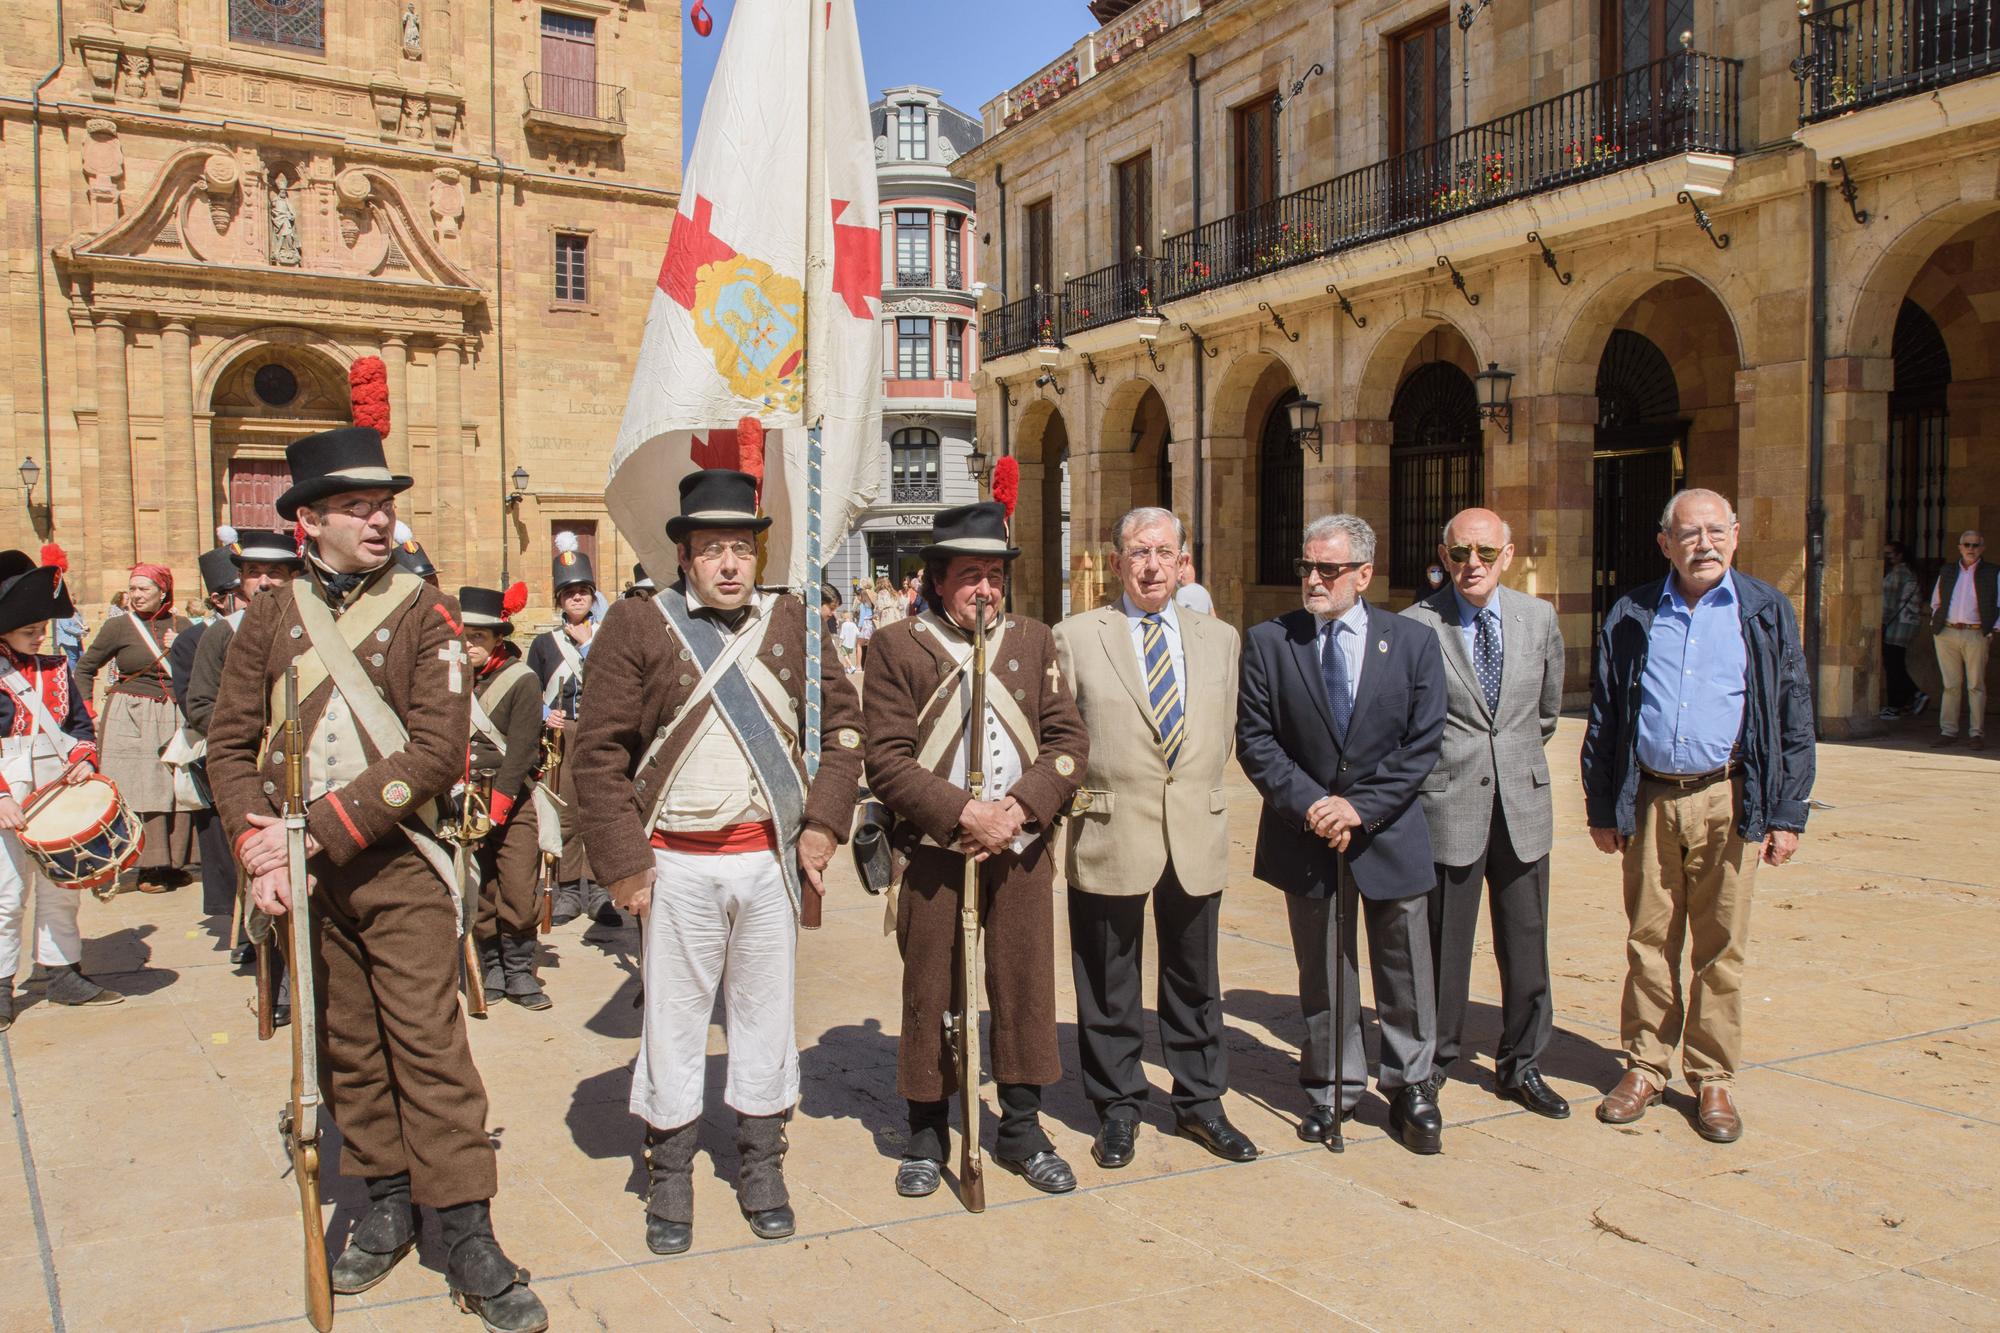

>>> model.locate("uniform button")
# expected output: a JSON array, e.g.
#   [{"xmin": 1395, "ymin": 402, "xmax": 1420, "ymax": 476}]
[
  {"xmin": 262, "ymin": 780, "xmax": 276, "ymax": 794},
  {"xmin": 371, "ymin": 654, "xmax": 385, "ymax": 667},
  {"xmin": 1165, "ymin": 774, "xmax": 1175, "ymax": 784},
  {"xmin": 1480, "ymin": 777, "xmax": 1491, "ymax": 787}
]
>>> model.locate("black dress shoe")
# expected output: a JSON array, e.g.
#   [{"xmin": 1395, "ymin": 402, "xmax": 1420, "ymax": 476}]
[
  {"xmin": 895, "ymin": 1157, "xmax": 941, "ymax": 1198},
  {"xmin": 1389, "ymin": 1085, "xmax": 1444, "ymax": 1155},
  {"xmin": 995, "ymin": 1149, "xmax": 1077, "ymax": 1194},
  {"xmin": 229, "ymin": 942, "xmax": 256, "ymax": 968},
  {"xmin": 1296, "ymin": 1104, "xmax": 1352, "ymax": 1144},
  {"xmin": 1092, "ymin": 1118, "xmax": 1139, "ymax": 1169},
  {"xmin": 1175, "ymin": 1114, "xmax": 1258, "ymax": 1163},
  {"xmin": 646, "ymin": 1216, "xmax": 692, "ymax": 1255},
  {"xmin": 1498, "ymin": 1069, "xmax": 1571, "ymax": 1120},
  {"xmin": 744, "ymin": 1204, "xmax": 795, "ymax": 1240}
]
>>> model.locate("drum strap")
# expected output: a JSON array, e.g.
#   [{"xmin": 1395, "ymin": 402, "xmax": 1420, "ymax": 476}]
[
  {"xmin": 289, "ymin": 578, "xmax": 456, "ymax": 891},
  {"xmin": 0, "ymin": 667, "xmax": 67, "ymax": 745}
]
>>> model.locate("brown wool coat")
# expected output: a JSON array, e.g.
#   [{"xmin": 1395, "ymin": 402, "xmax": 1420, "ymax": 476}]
[
  {"xmin": 861, "ymin": 611, "xmax": 1088, "ymax": 1098},
  {"xmin": 570, "ymin": 589, "xmax": 866, "ymax": 890},
  {"xmin": 471, "ymin": 655, "xmax": 544, "ymax": 808}
]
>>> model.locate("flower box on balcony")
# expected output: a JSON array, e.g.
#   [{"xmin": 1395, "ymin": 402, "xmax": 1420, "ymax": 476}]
[
  {"xmin": 1133, "ymin": 313, "xmax": 1166, "ymax": 342},
  {"xmin": 1031, "ymin": 344, "xmax": 1062, "ymax": 369}
]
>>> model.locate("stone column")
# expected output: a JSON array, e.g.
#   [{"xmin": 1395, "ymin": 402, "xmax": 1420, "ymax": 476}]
[
  {"xmin": 94, "ymin": 314, "xmax": 137, "ymax": 583},
  {"xmin": 1818, "ymin": 355, "xmax": 1894, "ymax": 735},
  {"xmin": 160, "ymin": 320, "xmax": 197, "ymax": 569},
  {"xmin": 434, "ymin": 337, "xmax": 465, "ymax": 569},
  {"xmin": 1517, "ymin": 393, "xmax": 1597, "ymax": 702},
  {"xmin": 380, "ymin": 335, "xmax": 410, "ymax": 472}
]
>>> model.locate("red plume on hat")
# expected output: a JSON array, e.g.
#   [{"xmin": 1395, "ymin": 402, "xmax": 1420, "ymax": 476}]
[
  {"xmin": 501, "ymin": 581, "xmax": 528, "ymax": 619},
  {"xmin": 349, "ymin": 356, "xmax": 391, "ymax": 436},
  {"xmin": 737, "ymin": 417, "xmax": 765, "ymax": 507},
  {"xmin": 991, "ymin": 456, "xmax": 1020, "ymax": 520},
  {"xmin": 294, "ymin": 518, "xmax": 309, "ymax": 555},
  {"xmin": 39, "ymin": 542, "xmax": 68, "ymax": 573}
]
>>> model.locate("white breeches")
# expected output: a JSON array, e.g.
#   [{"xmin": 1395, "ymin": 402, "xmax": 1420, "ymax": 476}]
[{"xmin": 629, "ymin": 846, "xmax": 798, "ymax": 1129}]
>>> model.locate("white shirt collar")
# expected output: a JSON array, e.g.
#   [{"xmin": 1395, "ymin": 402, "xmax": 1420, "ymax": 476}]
[
  {"xmin": 1120, "ymin": 594, "xmax": 1179, "ymax": 630},
  {"xmin": 684, "ymin": 583, "xmax": 771, "ymax": 620},
  {"xmin": 1318, "ymin": 599, "xmax": 1370, "ymax": 636}
]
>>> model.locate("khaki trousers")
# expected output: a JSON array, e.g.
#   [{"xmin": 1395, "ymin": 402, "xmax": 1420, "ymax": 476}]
[
  {"xmin": 1933, "ymin": 626, "xmax": 1991, "ymax": 737},
  {"xmin": 1620, "ymin": 774, "xmax": 1761, "ymax": 1089}
]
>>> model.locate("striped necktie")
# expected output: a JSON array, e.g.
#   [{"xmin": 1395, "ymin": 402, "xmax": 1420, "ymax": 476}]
[{"xmin": 1142, "ymin": 612, "xmax": 1185, "ymax": 768}]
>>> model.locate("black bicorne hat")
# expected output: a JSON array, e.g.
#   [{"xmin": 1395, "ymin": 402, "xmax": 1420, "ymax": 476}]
[
  {"xmin": 276, "ymin": 427, "xmax": 414, "ymax": 520},
  {"xmin": 198, "ymin": 547, "xmax": 242, "ymax": 597},
  {"xmin": 0, "ymin": 558, "xmax": 75, "ymax": 638},
  {"xmin": 666, "ymin": 470, "xmax": 772, "ymax": 544},
  {"xmin": 229, "ymin": 528, "xmax": 305, "ymax": 567},
  {"xmin": 460, "ymin": 586, "xmax": 506, "ymax": 629},
  {"xmin": 921, "ymin": 501, "xmax": 1019, "ymax": 562}
]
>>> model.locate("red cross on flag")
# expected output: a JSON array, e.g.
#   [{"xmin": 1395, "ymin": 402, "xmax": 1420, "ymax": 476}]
[{"xmin": 608, "ymin": 0, "xmax": 884, "ymax": 590}]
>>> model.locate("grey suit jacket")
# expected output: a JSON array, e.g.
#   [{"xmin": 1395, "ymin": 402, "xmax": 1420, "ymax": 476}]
[{"xmin": 1400, "ymin": 583, "xmax": 1563, "ymax": 866}]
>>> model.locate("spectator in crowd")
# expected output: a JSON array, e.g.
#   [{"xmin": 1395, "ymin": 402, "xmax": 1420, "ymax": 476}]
[
  {"xmin": 1929, "ymin": 530, "xmax": 1997, "ymax": 749},
  {"xmin": 1880, "ymin": 541, "xmax": 1925, "ymax": 721}
]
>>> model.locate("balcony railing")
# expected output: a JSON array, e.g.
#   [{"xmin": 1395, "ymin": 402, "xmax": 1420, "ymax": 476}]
[
  {"xmin": 945, "ymin": 267, "xmax": 965, "ymax": 289},
  {"xmin": 1064, "ymin": 253, "xmax": 1158, "ymax": 334},
  {"xmin": 890, "ymin": 480, "xmax": 943, "ymax": 505},
  {"xmin": 981, "ymin": 287, "xmax": 1064, "ymax": 361},
  {"xmin": 1159, "ymin": 49, "xmax": 1739, "ymax": 301},
  {"xmin": 896, "ymin": 267, "xmax": 933, "ymax": 288},
  {"xmin": 523, "ymin": 72, "xmax": 627, "ymax": 123},
  {"xmin": 1798, "ymin": 0, "xmax": 2000, "ymax": 122}
]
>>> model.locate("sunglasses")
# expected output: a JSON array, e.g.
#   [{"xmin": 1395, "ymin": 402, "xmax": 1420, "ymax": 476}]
[
  {"xmin": 1296, "ymin": 559, "xmax": 1367, "ymax": 582},
  {"xmin": 1445, "ymin": 543, "xmax": 1504, "ymax": 565}
]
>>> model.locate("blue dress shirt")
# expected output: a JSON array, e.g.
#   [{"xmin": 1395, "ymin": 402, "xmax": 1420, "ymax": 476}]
[
  {"xmin": 1451, "ymin": 588, "xmax": 1501, "ymax": 657},
  {"xmin": 1316, "ymin": 599, "xmax": 1370, "ymax": 701},
  {"xmin": 1636, "ymin": 572, "xmax": 1747, "ymax": 775}
]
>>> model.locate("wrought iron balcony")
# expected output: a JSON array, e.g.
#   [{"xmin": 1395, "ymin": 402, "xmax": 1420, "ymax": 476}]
[
  {"xmin": 896, "ymin": 267, "xmax": 933, "ymax": 288},
  {"xmin": 522, "ymin": 72, "xmax": 627, "ymax": 125},
  {"xmin": 1797, "ymin": 0, "xmax": 1999, "ymax": 122},
  {"xmin": 1065, "ymin": 255, "xmax": 1158, "ymax": 335},
  {"xmin": 945, "ymin": 267, "xmax": 965, "ymax": 290},
  {"xmin": 890, "ymin": 480, "xmax": 943, "ymax": 505},
  {"xmin": 981, "ymin": 288, "xmax": 1065, "ymax": 361},
  {"xmin": 1158, "ymin": 49, "xmax": 1740, "ymax": 302}
]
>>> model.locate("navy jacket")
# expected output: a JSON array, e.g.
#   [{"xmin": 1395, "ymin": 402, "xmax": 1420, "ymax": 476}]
[
  {"xmin": 1581, "ymin": 570, "xmax": 1815, "ymax": 842},
  {"xmin": 1237, "ymin": 603, "xmax": 1446, "ymax": 901}
]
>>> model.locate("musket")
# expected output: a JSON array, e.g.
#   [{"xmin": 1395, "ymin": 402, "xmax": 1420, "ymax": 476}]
[
  {"xmin": 535, "ymin": 726, "xmax": 563, "ymax": 934},
  {"xmin": 452, "ymin": 773, "xmax": 493, "ymax": 1018},
  {"xmin": 276, "ymin": 665, "xmax": 334, "ymax": 1331},
  {"xmin": 954, "ymin": 594, "xmax": 989, "ymax": 1214}
]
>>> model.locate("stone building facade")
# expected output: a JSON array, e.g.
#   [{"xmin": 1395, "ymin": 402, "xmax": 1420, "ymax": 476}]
[
  {"xmin": 823, "ymin": 86, "xmax": 987, "ymax": 600},
  {"xmin": 957, "ymin": 0, "xmax": 2000, "ymax": 734},
  {"xmin": 1, "ymin": 0, "xmax": 681, "ymax": 613}
]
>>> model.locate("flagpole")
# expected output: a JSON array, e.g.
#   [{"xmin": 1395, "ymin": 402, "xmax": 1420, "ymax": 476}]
[{"xmin": 802, "ymin": 0, "xmax": 830, "ymax": 783}]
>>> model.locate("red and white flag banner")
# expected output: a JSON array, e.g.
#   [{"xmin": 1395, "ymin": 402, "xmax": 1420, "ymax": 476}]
[{"xmin": 608, "ymin": 0, "xmax": 883, "ymax": 589}]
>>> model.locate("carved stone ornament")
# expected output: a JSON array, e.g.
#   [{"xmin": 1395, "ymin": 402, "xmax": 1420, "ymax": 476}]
[
  {"xmin": 147, "ymin": 38, "xmax": 189, "ymax": 109},
  {"xmin": 269, "ymin": 172, "xmax": 302, "ymax": 267},
  {"xmin": 80, "ymin": 119, "xmax": 125, "ymax": 230},
  {"xmin": 201, "ymin": 153, "xmax": 240, "ymax": 235},
  {"xmin": 399, "ymin": 97, "xmax": 428, "ymax": 140},
  {"xmin": 884, "ymin": 297, "xmax": 957, "ymax": 315},
  {"xmin": 428, "ymin": 167, "xmax": 465, "ymax": 246},
  {"xmin": 369, "ymin": 74, "xmax": 407, "ymax": 141},
  {"xmin": 120, "ymin": 52, "xmax": 151, "ymax": 100},
  {"xmin": 426, "ymin": 84, "xmax": 463, "ymax": 144},
  {"xmin": 401, "ymin": 3, "xmax": 423, "ymax": 59},
  {"xmin": 75, "ymin": 26, "xmax": 122, "ymax": 103},
  {"xmin": 335, "ymin": 170, "xmax": 373, "ymax": 247}
]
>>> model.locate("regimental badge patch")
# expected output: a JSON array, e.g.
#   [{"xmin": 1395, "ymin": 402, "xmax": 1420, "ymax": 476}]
[
  {"xmin": 382, "ymin": 780, "xmax": 412, "ymax": 808},
  {"xmin": 1054, "ymin": 754, "xmax": 1076, "ymax": 777},
  {"xmin": 837, "ymin": 728, "xmax": 860, "ymax": 750}
]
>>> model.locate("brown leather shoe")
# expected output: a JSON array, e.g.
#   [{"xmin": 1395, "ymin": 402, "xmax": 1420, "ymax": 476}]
[
  {"xmin": 1970, "ymin": 735, "xmax": 1989, "ymax": 752},
  {"xmin": 1596, "ymin": 1069, "xmax": 1663, "ymax": 1125},
  {"xmin": 1696, "ymin": 1083, "xmax": 1743, "ymax": 1143}
]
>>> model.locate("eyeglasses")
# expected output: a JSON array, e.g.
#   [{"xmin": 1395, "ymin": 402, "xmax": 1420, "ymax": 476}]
[
  {"xmin": 1962, "ymin": 540, "xmax": 1986, "ymax": 549},
  {"xmin": 1668, "ymin": 524, "xmax": 1733, "ymax": 547},
  {"xmin": 1445, "ymin": 543, "xmax": 1504, "ymax": 565},
  {"xmin": 1120, "ymin": 546, "xmax": 1180, "ymax": 565},
  {"xmin": 1296, "ymin": 558, "xmax": 1367, "ymax": 582},
  {"xmin": 324, "ymin": 496, "xmax": 397, "ymax": 521},
  {"xmin": 693, "ymin": 540, "xmax": 757, "ymax": 562}
]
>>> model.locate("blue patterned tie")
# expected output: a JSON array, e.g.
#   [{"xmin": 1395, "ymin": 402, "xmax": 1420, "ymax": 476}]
[
  {"xmin": 1142, "ymin": 613, "xmax": 1185, "ymax": 768},
  {"xmin": 1320, "ymin": 619, "xmax": 1352, "ymax": 744},
  {"xmin": 1474, "ymin": 608, "xmax": 1502, "ymax": 714}
]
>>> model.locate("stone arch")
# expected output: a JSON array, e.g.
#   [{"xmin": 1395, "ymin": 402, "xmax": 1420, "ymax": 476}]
[
  {"xmin": 1012, "ymin": 396, "xmax": 1070, "ymax": 622},
  {"xmin": 196, "ymin": 324, "xmax": 361, "ymax": 407},
  {"xmin": 204, "ymin": 331, "xmax": 357, "ymax": 529},
  {"xmin": 1089, "ymin": 376, "xmax": 1175, "ymax": 574},
  {"xmin": 1547, "ymin": 264, "xmax": 1747, "ymax": 402},
  {"xmin": 1351, "ymin": 313, "xmax": 1485, "ymax": 422},
  {"xmin": 1839, "ymin": 199, "xmax": 2000, "ymax": 364}
]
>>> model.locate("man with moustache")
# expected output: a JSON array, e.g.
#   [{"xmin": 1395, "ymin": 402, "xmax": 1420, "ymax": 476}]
[
  {"xmin": 1583, "ymin": 488, "xmax": 1815, "ymax": 1144},
  {"xmin": 1402, "ymin": 508, "xmax": 1568, "ymax": 1119},
  {"xmin": 1055, "ymin": 507, "xmax": 1255, "ymax": 1168},
  {"xmin": 1237, "ymin": 513, "xmax": 1448, "ymax": 1154},
  {"xmin": 207, "ymin": 427, "xmax": 546, "ymax": 1331}
]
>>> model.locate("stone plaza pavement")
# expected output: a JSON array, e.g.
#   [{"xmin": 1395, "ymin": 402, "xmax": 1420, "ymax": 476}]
[{"xmin": 2, "ymin": 719, "xmax": 1997, "ymax": 1331}]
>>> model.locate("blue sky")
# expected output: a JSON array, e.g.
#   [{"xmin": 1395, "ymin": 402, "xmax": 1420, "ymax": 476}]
[{"xmin": 679, "ymin": 0, "xmax": 1096, "ymax": 161}]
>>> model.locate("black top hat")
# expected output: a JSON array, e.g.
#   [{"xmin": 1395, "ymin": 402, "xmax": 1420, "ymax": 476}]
[
  {"xmin": 276, "ymin": 427, "xmax": 414, "ymax": 520},
  {"xmin": 921, "ymin": 501, "xmax": 1019, "ymax": 562},
  {"xmin": 632, "ymin": 562, "xmax": 654, "ymax": 588},
  {"xmin": 393, "ymin": 538, "xmax": 437, "ymax": 578},
  {"xmin": 198, "ymin": 546, "xmax": 242, "ymax": 597},
  {"xmin": 460, "ymin": 586, "xmax": 507, "ymax": 629},
  {"xmin": 229, "ymin": 528, "xmax": 304, "ymax": 567},
  {"xmin": 550, "ymin": 532, "xmax": 596, "ymax": 594},
  {"xmin": 0, "ymin": 560, "xmax": 75, "ymax": 638},
  {"xmin": 666, "ymin": 470, "xmax": 772, "ymax": 544}
]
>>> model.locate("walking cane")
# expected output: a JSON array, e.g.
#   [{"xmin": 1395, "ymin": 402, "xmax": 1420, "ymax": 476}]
[{"xmin": 1328, "ymin": 866, "xmax": 1346, "ymax": 1154}]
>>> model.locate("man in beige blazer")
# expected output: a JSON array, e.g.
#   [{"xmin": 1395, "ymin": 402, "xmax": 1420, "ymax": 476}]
[{"xmin": 1055, "ymin": 507, "xmax": 1257, "ymax": 1170}]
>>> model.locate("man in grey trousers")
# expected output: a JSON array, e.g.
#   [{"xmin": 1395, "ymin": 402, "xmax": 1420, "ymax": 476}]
[{"xmin": 1402, "ymin": 507, "xmax": 1569, "ymax": 1119}]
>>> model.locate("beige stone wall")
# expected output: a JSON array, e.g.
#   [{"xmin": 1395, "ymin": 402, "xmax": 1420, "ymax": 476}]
[
  {"xmin": 1, "ymin": 0, "xmax": 681, "ymax": 615},
  {"xmin": 956, "ymin": 0, "xmax": 2000, "ymax": 735}
]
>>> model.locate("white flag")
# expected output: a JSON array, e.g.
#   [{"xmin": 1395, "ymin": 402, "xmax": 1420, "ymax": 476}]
[{"xmin": 608, "ymin": 0, "xmax": 882, "ymax": 590}]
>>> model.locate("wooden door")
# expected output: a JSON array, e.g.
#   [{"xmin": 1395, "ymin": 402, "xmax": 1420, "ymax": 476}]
[
  {"xmin": 227, "ymin": 457, "xmax": 291, "ymax": 531},
  {"xmin": 1023, "ymin": 198, "xmax": 1053, "ymax": 295},
  {"xmin": 540, "ymin": 11, "xmax": 598, "ymax": 117}
]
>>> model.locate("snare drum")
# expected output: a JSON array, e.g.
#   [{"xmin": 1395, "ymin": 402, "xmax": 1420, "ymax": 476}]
[{"xmin": 19, "ymin": 773, "xmax": 144, "ymax": 899}]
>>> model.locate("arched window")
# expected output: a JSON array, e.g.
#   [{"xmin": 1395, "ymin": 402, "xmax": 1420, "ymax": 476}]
[
  {"xmin": 1257, "ymin": 387, "xmax": 1304, "ymax": 585},
  {"xmin": 231, "ymin": 0, "xmax": 326, "ymax": 53},
  {"xmin": 891, "ymin": 428, "xmax": 941, "ymax": 504},
  {"xmin": 1389, "ymin": 363, "xmax": 1483, "ymax": 587},
  {"xmin": 1889, "ymin": 299, "xmax": 1951, "ymax": 572}
]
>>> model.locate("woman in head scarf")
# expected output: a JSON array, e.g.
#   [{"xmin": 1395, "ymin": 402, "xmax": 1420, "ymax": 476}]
[{"xmin": 75, "ymin": 563, "xmax": 195, "ymax": 893}]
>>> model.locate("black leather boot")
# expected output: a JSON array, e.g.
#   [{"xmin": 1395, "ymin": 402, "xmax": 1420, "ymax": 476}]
[
  {"xmin": 329, "ymin": 1173, "xmax": 418, "ymax": 1294},
  {"xmin": 0, "ymin": 981, "xmax": 13, "ymax": 1032},
  {"xmin": 502, "ymin": 936, "xmax": 551, "ymax": 1011},
  {"xmin": 440, "ymin": 1199, "xmax": 547, "ymax": 1333},
  {"xmin": 644, "ymin": 1122, "xmax": 698, "ymax": 1255},
  {"xmin": 43, "ymin": 963, "xmax": 122, "ymax": 1007},
  {"xmin": 736, "ymin": 1112, "xmax": 794, "ymax": 1240},
  {"xmin": 479, "ymin": 938, "xmax": 504, "ymax": 1004}
]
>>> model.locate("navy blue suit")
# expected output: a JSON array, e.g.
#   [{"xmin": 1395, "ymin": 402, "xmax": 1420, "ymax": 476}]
[{"xmin": 1237, "ymin": 600, "xmax": 1448, "ymax": 1106}]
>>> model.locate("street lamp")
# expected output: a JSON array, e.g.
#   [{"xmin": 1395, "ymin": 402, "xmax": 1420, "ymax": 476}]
[
  {"xmin": 18, "ymin": 457, "xmax": 40, "ymax": 499},
  {"xmin": 1474, "ymin": 362, "xmax": 1515, "ymax": 440},
  {"xmin": 1287, "ymin": 396, "xmax": 1324, "ymax": 461},
  {"xmin": 506, "ymin": 465, "xmax": 530, "ymax": 507},
  {"xmin": 965, "ymin": 440, "xmax": 990, "ymax": 485}
]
